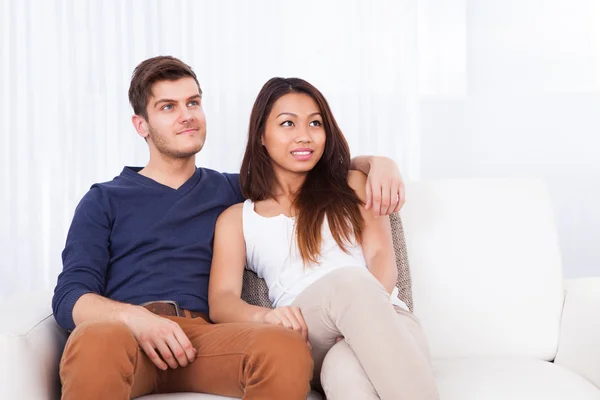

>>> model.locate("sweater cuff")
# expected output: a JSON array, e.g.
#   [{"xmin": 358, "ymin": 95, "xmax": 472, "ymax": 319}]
[{"xmin": 56, "ymin": 288, "xmax": 93, "ymax": 331}]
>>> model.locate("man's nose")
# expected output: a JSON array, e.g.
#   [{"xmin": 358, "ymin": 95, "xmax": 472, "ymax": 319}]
[{"xmin": 179, "ymin": 107, "xmax": 195, "ymax": 124}]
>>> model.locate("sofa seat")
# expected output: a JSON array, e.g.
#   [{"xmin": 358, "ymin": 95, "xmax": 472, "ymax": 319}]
[
  {"xmin": 434, "ymin": 357, "xmax": 600, "ymax": 400},
  {"xmin": 140, "ymin": 391, "xmax": 323, "ymax": 400}
]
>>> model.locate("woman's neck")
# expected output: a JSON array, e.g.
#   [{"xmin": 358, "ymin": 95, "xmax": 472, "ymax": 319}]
[{"xmin": 271, "ymin": 168, "xmax": 307, "ymax": 199}]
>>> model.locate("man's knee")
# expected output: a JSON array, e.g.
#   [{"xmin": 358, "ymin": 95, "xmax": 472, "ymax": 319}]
[
  {"xmin": 247, "ymin": 325, "xmax": 313, "ymax": 377},
  {"xmin": 62, "ymin": 321, "xmax": 138, "ymax": 373}
]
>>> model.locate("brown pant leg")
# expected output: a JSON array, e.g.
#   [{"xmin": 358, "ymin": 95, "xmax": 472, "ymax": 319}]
[
  {"xmin": 159, "ymin": 316, "xmax": 313, "ymax": 400},
  {"xmin": 60, "ymin": 320, "xmax": 157, "ymax": 400}
]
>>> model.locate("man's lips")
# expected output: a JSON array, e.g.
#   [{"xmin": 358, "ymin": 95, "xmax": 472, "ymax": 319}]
[{"xmin": 177, "ymin": 128, "xmax": 199, "ymax": 135}]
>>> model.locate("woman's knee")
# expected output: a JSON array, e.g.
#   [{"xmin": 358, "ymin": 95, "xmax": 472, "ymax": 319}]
[
  {"xmin": 395, "ymin": 310, "xmax": 433, "ymax": 360},
  {"xmin": 331, "ymin": 267, "xmax": 387, "ymax": 302}
]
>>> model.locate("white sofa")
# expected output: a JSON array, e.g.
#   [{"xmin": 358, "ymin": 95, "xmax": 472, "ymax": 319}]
[{"xmin": 1, "ymin": 178, "xmax": 599, "ymax": 399}]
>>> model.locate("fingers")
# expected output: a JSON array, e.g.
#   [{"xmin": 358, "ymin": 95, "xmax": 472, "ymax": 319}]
[
  {"xmin": 172, "ymin": 325, "xmax": 197, "ymax": 363},
  {"xmin": 164, "ymin": 333, "xmax": 191, "ymax": 368},
  {"xmin": 139, "ymin": 326, "xmax": 195, "ymax": 370},
  {"xmin": 371, "ymin": 179, "xmax": 382, "ymax": 217},
  {"xmin": 380, "ymin": 179, "xmax": 392, "ymax": 216},
  {"xmin": 268, "ymin": 308, "xmax": 307, "ymax": 338},
  {"xmin": 290, "ymin": 307, "xmax": 309, "ymax": 342},
  {"xmin": 280, "ymin": 308, "xmax": 303, "ymax": 334},
  {"xmin": 393, "ymin": 184, "xmax": 405, "ymax": 213},
  {"xmin": 140, "ymin": 341, "xmax": 169, "ymax": 370},
  {"xmin": 365, "ymin": 180, "xmax": 373, "ymax": 210},
  {"xmin": 375, "ymin": 178, "xmax": 405, "ymax": 216},
  {"xmin": 265, "ymin": 307, "xmax": 312, "ymax": 350},
  {"xmin": 154, "ymin": 339, "xmax": 180, "ymax": 369}
]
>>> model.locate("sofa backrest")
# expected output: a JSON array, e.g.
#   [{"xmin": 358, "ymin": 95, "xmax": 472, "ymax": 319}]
[{"xmin": 401, "ymin": 178, "xmax": 564, "ymax": 361}]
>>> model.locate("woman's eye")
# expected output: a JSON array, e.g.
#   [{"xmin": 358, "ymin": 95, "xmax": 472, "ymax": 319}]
[
  {"xmin": 281, "ymin": 120, "xmax": 293, "ymax": 127},
  {"xmin": 309, "ymin": 120, "xmax": 322, "ymax": 127}
]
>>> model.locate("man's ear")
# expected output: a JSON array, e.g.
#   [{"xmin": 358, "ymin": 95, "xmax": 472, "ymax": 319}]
[{"xmin": 132, "ymin": 115, "xmax": 149, "ymax": 139}]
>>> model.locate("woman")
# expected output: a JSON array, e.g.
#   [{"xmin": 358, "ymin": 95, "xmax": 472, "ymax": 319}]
[{"xmin": 208, "ymin": 78, "xmax": 438, "ymax": 400}]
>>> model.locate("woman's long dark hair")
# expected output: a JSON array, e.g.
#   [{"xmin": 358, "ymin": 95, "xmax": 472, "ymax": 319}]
[{"xmin": 240, "ymin": 78, "xmax": 364, "ymax": 265}]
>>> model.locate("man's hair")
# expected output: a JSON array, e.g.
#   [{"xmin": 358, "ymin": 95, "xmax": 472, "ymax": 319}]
[{"xmin": 128, "ymin": 56, "xmax": 201, "ymax": 121}]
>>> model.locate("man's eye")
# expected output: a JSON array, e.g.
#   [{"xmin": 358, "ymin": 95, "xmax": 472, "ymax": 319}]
[
  {"xmin": 309, "ymin": 120, "xmax": 322, "ymax": 127},
  {"xmin": 281, "ymin": 121, "xmax": 293, "ymax": 127},
  {"xmin": 162, "ymin": 104, "xmax": 173, "ymax": 111},
  {"xmin": 188, "ymin": 100, "xmax": 199, "ymax": 107}
]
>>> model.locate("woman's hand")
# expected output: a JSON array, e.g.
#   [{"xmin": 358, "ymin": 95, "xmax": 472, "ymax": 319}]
[
  {"xmin": 364, "ymin": 156, "xmax": 405, "ymax": 216},
  {"xmin": 259, "ymin": 306, "xmax": 311, "ymax": 349}
]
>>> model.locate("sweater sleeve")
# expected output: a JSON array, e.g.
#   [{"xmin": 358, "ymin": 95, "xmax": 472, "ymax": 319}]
[
  {"xmin": 52, "ymin": 186, "xmax": 112, "ymax": 331},
  {"xmin": 223, "ymin": 173, "xmax": 245, "ymax": 203}
]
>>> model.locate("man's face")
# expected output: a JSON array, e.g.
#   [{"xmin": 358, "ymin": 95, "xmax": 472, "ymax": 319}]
[{"xmin": 139, "ymin": 77, "xmax": 207, "ymax": 159}]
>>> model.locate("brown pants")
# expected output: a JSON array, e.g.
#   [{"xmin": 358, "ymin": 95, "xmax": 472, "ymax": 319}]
[{"xmin": 59, "ymin": 314, "xmax": 313, "ymax": 399}]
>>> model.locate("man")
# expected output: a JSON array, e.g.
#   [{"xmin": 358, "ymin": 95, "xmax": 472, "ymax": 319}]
[{"xmin": 52, "ymin": 56, "xmax": 405, "ymax": 399}]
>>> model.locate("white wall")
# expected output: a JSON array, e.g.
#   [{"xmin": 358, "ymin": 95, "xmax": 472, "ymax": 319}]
[
  {"xmin": 1, "ymin": 0, "xmax": 598, "ymax": 298},
  {"xmin": 0, "ymin": 0, "xmax": 418, "ymax": 297},
  {"xmin": 419, "ymin": 0, "xmax": 600, "ymax": 278}
]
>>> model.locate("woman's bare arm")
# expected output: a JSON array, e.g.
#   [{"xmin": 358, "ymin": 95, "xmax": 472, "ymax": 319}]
[
  {"xmin": 208, "ymin": 204, "xmax": 271, "ymax": 323},
  {"xmin": 348, "ymin": 170, "xmax": 398, "ymax": 293}
]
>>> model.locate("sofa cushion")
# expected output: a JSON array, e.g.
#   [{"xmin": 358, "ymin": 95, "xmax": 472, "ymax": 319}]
[
  {"xmin": 241, "ymin": 212, "xmax": 414, "ymax": 310},
  {"xmin": 433, "ymin": 357, "xmax": 600, "ymax": 400},
  {"xmin": 402, "ymin": 179, "xmax": 564, "ymax": 360},
  {"xmin": 139, "ymin": 391, "xmax": 323, "ymax": 399}
]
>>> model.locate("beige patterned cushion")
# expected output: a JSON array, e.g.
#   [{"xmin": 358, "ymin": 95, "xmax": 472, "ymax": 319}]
[{"xmin": 240, "ymin": 213, "xmax": 414, "ymax": 311}]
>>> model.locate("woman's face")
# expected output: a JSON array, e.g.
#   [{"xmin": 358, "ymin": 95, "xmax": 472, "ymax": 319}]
[{"xmin": 262, "ymin": 92, "xmax": 326, "ymax": 176}]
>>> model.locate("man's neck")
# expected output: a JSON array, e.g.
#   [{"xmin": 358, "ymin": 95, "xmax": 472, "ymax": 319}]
[{"xmin": 139, "ymin": 155, "xmax": 197, "ymax": 189}]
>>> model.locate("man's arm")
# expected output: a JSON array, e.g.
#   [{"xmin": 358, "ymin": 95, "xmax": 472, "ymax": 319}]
[
  {"xmin": 52, "ymin": 187, "xmax": 195, "ymax": 370},
  {"xmin": 52, "ymin": 187, "xmax": 113, "ymax": 330},
  {"xmin": 350, "ymin": 155, "xmax": 405, "ymax": 216}
]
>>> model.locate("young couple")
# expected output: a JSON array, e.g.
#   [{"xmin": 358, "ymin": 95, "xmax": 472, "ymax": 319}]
[{"xmin": 53, "ymin": 56, "xmax": 438, "ymax": 400}]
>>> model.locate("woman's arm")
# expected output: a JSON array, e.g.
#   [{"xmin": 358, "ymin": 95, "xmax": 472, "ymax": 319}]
[
  {"xmin": 208, "ymin": 204, "xmax": 271, "ymax": 323},
  {"xmin": 349, "ymin": 155, "xmax": 405, "ymax": 216},
  {"xmin": 348, "ymin": 170, "xmax": 398, "ymax": 294}
]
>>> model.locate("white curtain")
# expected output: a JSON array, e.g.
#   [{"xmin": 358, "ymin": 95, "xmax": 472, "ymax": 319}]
[{"xmin": 0, "ymin": 0, "xmax": 419, "ymax": 297}]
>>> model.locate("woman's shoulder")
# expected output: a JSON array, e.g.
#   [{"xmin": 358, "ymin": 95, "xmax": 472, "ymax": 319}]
[{"xmin": 217, "ymin": 202, "xmax": 244, "ymax": 225}]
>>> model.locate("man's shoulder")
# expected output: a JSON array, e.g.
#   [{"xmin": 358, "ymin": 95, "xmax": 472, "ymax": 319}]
[
  {"xmin": 76, "ymin": 170, "xmax": 134, "ymax": 211},
  {"xmin": 199, "ymin": 167, "xmax": 239, "ymax": 180},
  {"xmin": 199, "ymin": 168, "xmax": 244, "ymax": 203}
]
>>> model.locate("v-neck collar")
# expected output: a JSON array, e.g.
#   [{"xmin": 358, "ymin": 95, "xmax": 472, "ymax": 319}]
[{"xmin": 121, "ymin": 166, "xmax": 202, "ymax": 195}]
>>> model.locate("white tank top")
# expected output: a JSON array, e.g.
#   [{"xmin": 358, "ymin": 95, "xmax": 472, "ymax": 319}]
[{"xmin": 242, "ymin": 200, "xmax": 408, "ymax": 310}]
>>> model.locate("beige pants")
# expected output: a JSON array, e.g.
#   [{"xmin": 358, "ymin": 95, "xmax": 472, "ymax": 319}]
[{"xmin": 291, "ymin": 267, "xmax": 439, "ymax": 400}]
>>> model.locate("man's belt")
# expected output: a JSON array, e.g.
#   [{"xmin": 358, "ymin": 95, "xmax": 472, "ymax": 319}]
[{"xmin": 141, "ymin": 300, "xmax": 210, "ymax": 322}]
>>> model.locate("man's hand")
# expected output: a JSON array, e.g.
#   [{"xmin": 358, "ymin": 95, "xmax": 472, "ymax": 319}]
[
  {"xmin": 258, "ymin": 306, "xmax": 311, "ymax": 349},
  {"xmin": 364, "ymin": 156, "xmax": 405, "ymax": 216},
  {"xmin": 122, "ymin": 306, "xmax": 197, "ymax": 370}
]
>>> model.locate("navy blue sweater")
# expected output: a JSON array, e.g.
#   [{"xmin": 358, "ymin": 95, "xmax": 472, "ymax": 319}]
[{"xmin": 52, "ymin": 167, "xmax": 244, "ymax": 331}]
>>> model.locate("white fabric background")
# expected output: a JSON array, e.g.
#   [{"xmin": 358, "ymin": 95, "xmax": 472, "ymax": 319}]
[
  {"xmin": 1, "ymin": 0, "xmax": 599, "ymax": 298},
  {"xmin": 0, "ymin": 0, "xmax": 418, "ymax": 297}
]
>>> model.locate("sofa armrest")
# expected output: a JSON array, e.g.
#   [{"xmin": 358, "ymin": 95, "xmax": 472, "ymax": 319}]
[
  {"xmin": 554, "ymin": 278, "xmax": 600, "ymax": 388},
  {"xmin": 0, "ymin": 290, "xmax": 67, "ymax": 400}
]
